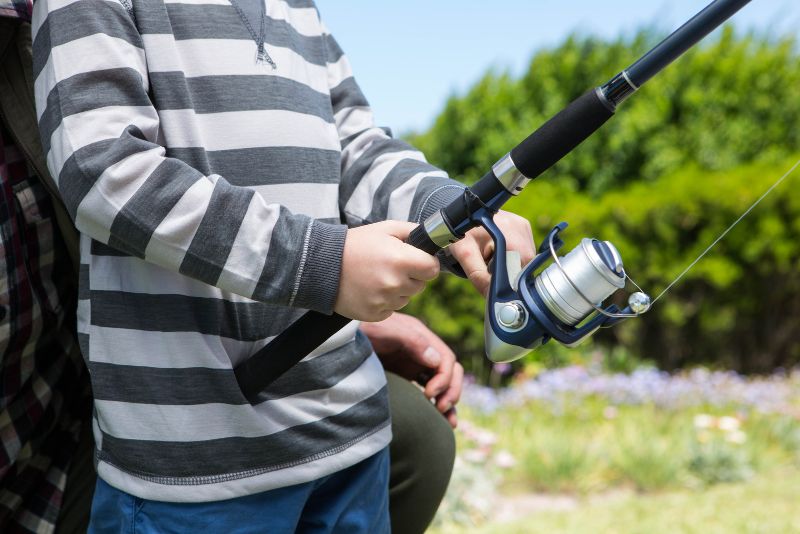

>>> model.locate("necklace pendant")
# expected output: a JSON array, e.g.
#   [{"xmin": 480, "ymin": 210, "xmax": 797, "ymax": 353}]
[{"xmin": 256, "ymin": 43, "xmax": 277, "ymax": 70}]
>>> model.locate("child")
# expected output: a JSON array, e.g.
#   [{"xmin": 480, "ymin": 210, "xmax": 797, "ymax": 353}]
[{"xmin": 32, "ymin": 0, "xmax": 533, "ymax": 531}]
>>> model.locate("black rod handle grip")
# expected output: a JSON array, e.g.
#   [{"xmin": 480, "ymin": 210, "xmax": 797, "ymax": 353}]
[{"xmin": 510, "ymin": 89, "xmax": 614, "ymax": 180}]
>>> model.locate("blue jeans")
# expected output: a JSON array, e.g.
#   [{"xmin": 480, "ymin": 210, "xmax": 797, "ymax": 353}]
[{"xmin": 89, "ymin": 448, "xmax": 390, "ymax": 534}]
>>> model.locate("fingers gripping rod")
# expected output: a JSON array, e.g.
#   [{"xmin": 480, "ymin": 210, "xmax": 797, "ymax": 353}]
[{"xmin": 235, "ymin": 0, "xmax": 752, "ymax": 402}]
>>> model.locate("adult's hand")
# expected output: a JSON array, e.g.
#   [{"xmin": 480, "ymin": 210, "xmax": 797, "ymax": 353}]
[
  {"xmin": 361, "ymin": 312, "xmax": 463, "ymax": 428},
  {"xmin": 448, "ymin": 210, "xmax": 535, "ymax": 297}
]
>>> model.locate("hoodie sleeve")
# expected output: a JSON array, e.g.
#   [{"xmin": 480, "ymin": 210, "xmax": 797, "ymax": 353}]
[{"xmin": 32, "ymin": 0, "xmax": 345, "ymax": 313}]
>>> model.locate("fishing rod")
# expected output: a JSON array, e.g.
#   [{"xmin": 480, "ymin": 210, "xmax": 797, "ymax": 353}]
[{"xmin": 235, "ymin": 0, "xmax": 753, "ymax": 402}]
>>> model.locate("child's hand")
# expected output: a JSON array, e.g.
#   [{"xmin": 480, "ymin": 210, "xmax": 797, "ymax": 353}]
[
  {"xmin": 335, "ymin": 221, "xmax": 440, "ymax": 321},
  {"xmin": 449, "ymin": 210, "xmax": 536, "ymax": 297}
]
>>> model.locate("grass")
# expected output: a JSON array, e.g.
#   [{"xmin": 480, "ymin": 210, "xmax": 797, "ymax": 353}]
[
  {"xmin": 440, "ymin": 468, "xmax": 800, "ymax": 534},
  {"xmin": 432, "ymin": 376, "xmax": 800, "ymax": 532},
  {"xmin": 462, "ymin": 400, "xmax": 798, "ymax": 494}
]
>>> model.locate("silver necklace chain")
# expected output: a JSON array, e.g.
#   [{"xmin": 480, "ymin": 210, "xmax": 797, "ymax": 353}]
[{"xmin": 229, "ymin": 0, "xmax": 277, "ymax": 69}]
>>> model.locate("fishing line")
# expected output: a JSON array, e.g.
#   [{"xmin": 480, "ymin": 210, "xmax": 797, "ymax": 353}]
[{"xmin": 647, "ymin": 156, "xmax": 800, "ymax": 304}]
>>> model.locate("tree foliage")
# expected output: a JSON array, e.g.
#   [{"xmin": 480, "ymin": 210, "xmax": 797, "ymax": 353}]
[
  {"xmin": 410, "ymin": 28, "xmax": 800, "ymax": 195},
  {"xmin": 405, "ymin": 29, "xmax": 800, "ymax": 374}
]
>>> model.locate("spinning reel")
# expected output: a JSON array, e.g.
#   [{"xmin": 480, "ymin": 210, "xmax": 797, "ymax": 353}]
[{"xmin": 476, "ymin": 212, "xmax": 651, "ymax": 363}]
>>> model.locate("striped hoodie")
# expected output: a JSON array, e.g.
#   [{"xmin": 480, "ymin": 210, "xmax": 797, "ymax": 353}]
[{"xmin": 32, "ymin": 0, "xmax": 464, "ymax": 501}]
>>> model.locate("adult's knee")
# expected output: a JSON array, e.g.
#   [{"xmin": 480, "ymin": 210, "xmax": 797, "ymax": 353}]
[{"xmin": 386, "ymin": 372, "xmax": 456, "ymax": 534}]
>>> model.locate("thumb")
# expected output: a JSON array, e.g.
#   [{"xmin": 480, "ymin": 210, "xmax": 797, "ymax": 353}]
[
  {"xmin": 378, "ymin": 220, "xmax": 419, "ymax": 241},
  {"xmin": 400, "ymin": 325, "xmax": 442, "ymax": 367},
  {"xmin": 420, "ymin": 346, "xmax": 442, "ymax": 368}
]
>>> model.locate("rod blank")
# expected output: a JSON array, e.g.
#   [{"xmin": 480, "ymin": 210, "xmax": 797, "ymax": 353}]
[{"xmin": 627, "ymin": 0, "xmax": 752, "ymax": 87}]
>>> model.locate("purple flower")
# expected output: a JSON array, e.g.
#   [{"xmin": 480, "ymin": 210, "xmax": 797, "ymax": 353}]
[{"xmin": 461, "ymin": 365, "xmax": 800, "ymax": 415}]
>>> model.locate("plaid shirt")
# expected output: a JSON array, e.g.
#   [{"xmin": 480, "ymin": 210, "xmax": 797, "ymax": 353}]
[
  {"xmin": 0, "ymin": 0, "xmax": 31, "ymax": 21},
  {"xmin": 0, "ymin": 110, "xmax": 89, "ymax": 532}
]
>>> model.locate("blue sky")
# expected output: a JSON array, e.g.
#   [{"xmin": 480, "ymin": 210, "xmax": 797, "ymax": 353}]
[{"xmin": 315, "ymin": 0, "xmax": 800, "ymax": 134}]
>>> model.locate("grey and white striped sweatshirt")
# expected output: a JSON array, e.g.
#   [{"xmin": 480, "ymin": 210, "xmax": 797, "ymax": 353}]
[{"xmin": 32, "ymin": 0, "xmax": 464, "ymax": 501}]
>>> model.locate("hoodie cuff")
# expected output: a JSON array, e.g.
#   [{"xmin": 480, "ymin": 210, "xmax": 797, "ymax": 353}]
[
  {"xmin": 414, "ymin": 183, "xmax": 466, "ymax": 224},
  {"xmin": 291, "ymin": 221, "xmax": 348, "ymax": 314}
]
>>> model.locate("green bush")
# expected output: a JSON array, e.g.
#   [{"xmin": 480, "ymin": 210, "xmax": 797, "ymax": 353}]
[
  {"xmin": 410, "ymin": 28, "xmax": 800, "ymax": 193},
  {"xmin": 688, "ymin": 441, "xmax": 753, "ymax": 485},
  {"xmin": 406, "ymin": 29, "xmax": 800, "ymax": 374},
  {"xmin": 610, "ymin": 412, "xmax": 690, "ymax": 491}
]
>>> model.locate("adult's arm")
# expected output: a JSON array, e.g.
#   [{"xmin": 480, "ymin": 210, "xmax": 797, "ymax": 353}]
[{"xmin": 361, "ymin": 313, "xmax": 463, "ymax": 427}]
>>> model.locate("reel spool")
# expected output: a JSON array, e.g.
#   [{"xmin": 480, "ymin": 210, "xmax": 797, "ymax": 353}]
[
  {"xmin": 535, "ymin": 238, "xmax": 626, "ymax": 326},
  {"xmin": 480, "ymin": 217, "xmax": 650, "ymax": 363}
]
